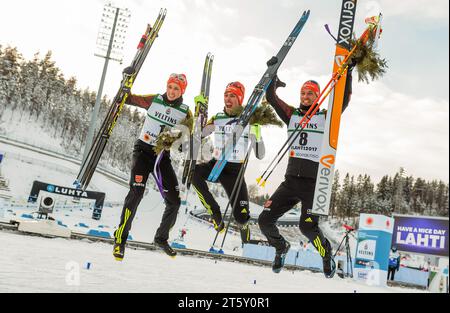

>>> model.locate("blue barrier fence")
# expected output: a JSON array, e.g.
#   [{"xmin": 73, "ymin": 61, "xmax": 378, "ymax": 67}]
[{"xmin": 243, "ymin": 244, "xmax": 429, "ymax": 287}]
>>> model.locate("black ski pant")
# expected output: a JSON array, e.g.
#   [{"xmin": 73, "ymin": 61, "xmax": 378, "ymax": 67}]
[
  {"xmin": 258, "ymin": 175, "xmax": 331, "ymax": 256},
  {"xmin": 115, "ymin": 143, "xmax": 181, "ymax": 245},
  {"xmin": 191, "ymin": 160, "xmax": 250, "ymax": 226},
  {"xmin": 387, "ymin": 267, "xmax": 397, "ymax": 281}
]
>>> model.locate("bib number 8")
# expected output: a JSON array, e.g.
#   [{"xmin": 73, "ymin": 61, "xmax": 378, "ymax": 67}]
[{"xmin": 299, "ymin": 132, "xmax": 308, "ymax": 146}]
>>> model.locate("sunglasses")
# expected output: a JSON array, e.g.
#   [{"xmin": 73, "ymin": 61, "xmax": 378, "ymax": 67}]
[
  {"xmin": 170, "ymin": 73, "xmax": 187, "ymax": 83},
  {"xmin": 226, "ymin": 82, "xmax": 244, "ymax": 94}
]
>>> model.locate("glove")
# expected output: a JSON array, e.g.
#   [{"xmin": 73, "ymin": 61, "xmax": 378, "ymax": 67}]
[
  {"xmin": 250, "ymin": 124, "xmax": 262, "ymax": 142},
  {"xmin": 194, "ymin": 94, "xmax": 208, "ymax": 105},
  {"xmin": 273, "ymin": 75, "xmax": 287, "ymax": 89},
  {"xmin": 267, "ymin": 75, "xmax": 287, "ymax": 95}
]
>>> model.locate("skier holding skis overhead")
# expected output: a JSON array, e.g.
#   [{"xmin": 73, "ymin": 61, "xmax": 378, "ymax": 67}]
[
  {"xmin": 258, "ymin": 61, "xmax": 354, "ymax": 276},
  {"xmin": 113, "ymin": 73, "xmax": 193, "ymax": 261},
  {"xmin": 191, "ymin": 82, "xmax": 266, "ymax": 243}
]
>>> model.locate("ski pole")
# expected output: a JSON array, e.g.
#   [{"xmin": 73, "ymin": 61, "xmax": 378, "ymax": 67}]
[
  {"xmin": 210, "ymin": 147, "xmax": 252, "ymax": 250},
  {"xmin": 218, "ymin": 149, "xmax": 252, "ymax": 252}
]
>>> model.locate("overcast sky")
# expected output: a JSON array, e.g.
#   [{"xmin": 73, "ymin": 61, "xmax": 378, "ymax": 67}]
[{"xmin": 1, "ymin": 0, "xmax": 448, "ymax": 194}]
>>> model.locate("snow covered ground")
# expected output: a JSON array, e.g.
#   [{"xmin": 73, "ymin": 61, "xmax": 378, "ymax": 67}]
[
  {"xmin": 0, "ymin": 133, "xmax": 428, "ymax": 293},
  {"xmin": 0, "ymin": 231, "xmax": 425, "ymax": 293}
]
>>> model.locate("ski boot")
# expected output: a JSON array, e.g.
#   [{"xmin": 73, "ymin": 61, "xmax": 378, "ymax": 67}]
[
  {"xmin": 212, "ymin": 214, "xmax": 225, "ymax": 233},
  {"xmin": 272, "ymin": 241, "xmax": 291, "ymax": 274},
  {"xmin": 154, "ymin": 239, "xmax": 177, "ymax": 258},
  {"xmin": 113, "ymin": 242, "xmax": 125, "ymax": 262}
]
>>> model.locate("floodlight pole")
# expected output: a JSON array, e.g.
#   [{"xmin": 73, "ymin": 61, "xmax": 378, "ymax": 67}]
[{"xmin": 82, "ymin": 7, "xmax": 120, "ymax": 166}]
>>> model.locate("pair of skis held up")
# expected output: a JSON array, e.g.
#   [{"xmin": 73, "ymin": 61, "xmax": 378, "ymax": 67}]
[
  {"xmin": 182, "ymin": 53, "xmax": 214, "ymax": 190},
  {"xmin": 206, "ymin": 10, "xmax": 312, "ymax": 183},
  {"xmin": 75, "ymin": 9, "xmax": 167, "ymax": 191}
]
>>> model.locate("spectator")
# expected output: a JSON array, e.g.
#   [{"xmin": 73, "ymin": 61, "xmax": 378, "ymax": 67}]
[{"xmin": 388, "ymin": 246, "xmax": 401, "ymax": 281}]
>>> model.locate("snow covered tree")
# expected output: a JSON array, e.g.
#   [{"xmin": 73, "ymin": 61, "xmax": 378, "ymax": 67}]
[
  {"xmin": 435, "ymin": 182, "xmax": 449, "ymax": 217},
  {"xmin": 329, "ymin": 170, "xmax": 340, "ymax": 218},
  {"xmin": 17, "ymin": 53, "xmax": 40, "ymax": 121},
  {"xmin": 338, "ymin": 174, "xmax": 357, "ymax": 218},
  {"xmin": 0, "ymin": 46, "xmax": 22, "ymax": 118},
  {"xmin": 411, "ymin": 178, "xmax": 427, "ymax": 215},
  {"xmin": 392, "ymin": 168, "xmax": 408, "ymax": 214}
]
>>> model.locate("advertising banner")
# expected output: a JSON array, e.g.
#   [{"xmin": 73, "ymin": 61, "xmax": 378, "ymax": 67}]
[
  {"xmin": 28, "ymin": 181, "xmax": 105, "ymax": 220},
  {"xmin": 392, "ymin": 215, "xmax": 449, "ymax": 258},
  {"xmin": 354, "ymin": 214, "xmax": 394, "ymax": 287}
]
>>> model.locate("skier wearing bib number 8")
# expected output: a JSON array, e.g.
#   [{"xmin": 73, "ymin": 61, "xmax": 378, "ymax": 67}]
[
  {"xmin": 258, "ymin": 65, "xmax": 354, "ymax": 276},
  {"xmin": 113, "ymin": 73, "xmax": 193, "ymax": 261}
]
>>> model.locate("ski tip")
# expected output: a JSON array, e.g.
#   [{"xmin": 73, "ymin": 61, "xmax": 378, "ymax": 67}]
[
  {"xmin": 256, "ymin": 177, "xmax": 262, "ymax": 184},
  {"xmin": 292, "ymin": 9, "xmax": 311, "ymax": 35},
  {"xmin": 260, "ymin": 180, "xmax": 267, "ymax": 188},
  {"xmin": 303, "ymin": 9, "xmax": 311, "ymax": 19}
]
